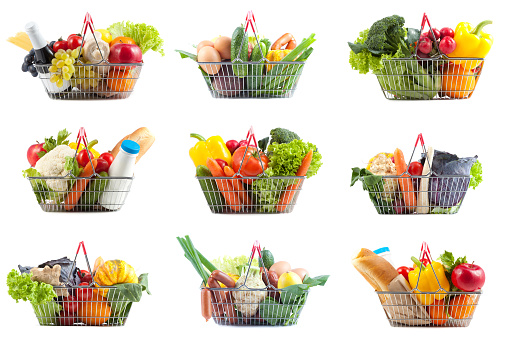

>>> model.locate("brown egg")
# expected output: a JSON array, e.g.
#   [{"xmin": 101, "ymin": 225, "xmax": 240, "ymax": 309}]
[
  {"xmin": 290, "ymin": 268, "xmax": 309, "ymax": 281},
  {"xmin": 197, "ymin": 40, "xmax": 214, "ymax": 54},
  {"xmin": 214, "ymin": 36, "xmax": 232, "ymax": 59},
  {"xmin": 269, "ymin": 261, "xmax": 291, "ymax": 278},
  {"xmin": 197, "ymin": 46, "xmax": 221, "ymax": 75}
]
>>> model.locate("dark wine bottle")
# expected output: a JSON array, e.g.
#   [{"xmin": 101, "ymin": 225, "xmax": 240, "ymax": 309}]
[{"xmin": 25, "ymin": 22, "xmax": 54, "ymax": 73}]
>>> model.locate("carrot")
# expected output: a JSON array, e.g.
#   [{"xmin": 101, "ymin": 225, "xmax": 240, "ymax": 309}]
[
  {"xmin": 394, "ymin": 148, "xmax": 416, "ymax": 212},
  {"xmin": 64, "ymin": 159, "xmax": 97, "ymax": 211},
  {"xmin": 276, "ymin": 150, "xmax": 313, "ymax": 213},
  {"xmin": 223, "ymin": 166, "xmax": 252, "ymax": 207},
  {"xmin": 206, "ymin": 158, "xmax": 242, "ymax": 212}
]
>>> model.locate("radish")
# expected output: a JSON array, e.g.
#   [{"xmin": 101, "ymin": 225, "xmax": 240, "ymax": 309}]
[
  {"xmin": 418, "ymin": 37, "xmax": 432, "ymax": 54},
  {"xmin": 439, "ymin": 36, "xmax": 457, "ymax": 54}
]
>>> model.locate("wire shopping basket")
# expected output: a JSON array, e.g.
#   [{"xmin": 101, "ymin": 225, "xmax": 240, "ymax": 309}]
[
  {"xmin": 202, "ymin": 241, "xmax": 309, "ymax": 326},
  {"xmin": 196, "ymin": 127, "xmax": 306, "ymax": 214},
  {"xmin": 32, "ymin": 242, "xmax": 135, "ymax": 326},
  {"xmin": 35, "ymin": 13, "xmax": 142, "ymax": 100},
  {"xmin": 376, "ymin": 243, "xmax": 482, "ymax": 327},
  {"xmin": 376, "ymin": 13, "xmax": 484, "ymax": 100},
  {"xmin": 359, "ymin": 134, "xmax": 471, "ymax": 214},
  {"xmin": 25, "ymin": 128, "xmax": 134, "ymax": 212},
  {"xmin": 182, "ymin": 11, "xmax": 307, "ymax": 98}
]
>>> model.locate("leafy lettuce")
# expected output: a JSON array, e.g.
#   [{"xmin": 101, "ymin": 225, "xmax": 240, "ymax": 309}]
[
  {"xmin": 470, "ymin": 160, "xmax": 483, "ymax": 189},
  {"xmin": 108, "ymin": 21, "xmax": 164, "ymax": 56},
  {"xmin": 211, "ymin": 256, "xmax": 258, "ymax": 276},
  {"xmin": 7, "ymin": 270, "xmax": 57, "ymax": 305},
  {"xmin": 265, "ymin": 140, "xmax": 322, "ymax": 178}
]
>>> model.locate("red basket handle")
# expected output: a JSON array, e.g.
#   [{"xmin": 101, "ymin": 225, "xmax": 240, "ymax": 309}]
[
  {"xmin": 82, "ymin": 12, "xmax": 95, "ymax": 37},
  {"xmin": 244, "ymin": 10, "xmax": 256, "ymax": 34},
  {"xmin": 250, "ymin": 240, "xmax": 262, "ymax": 260},
  {"xmin": 76, "ymin": 241, "xmax": 87, "ymax": 255},
  {"xmin": 419, "ymin": 241, "xmax": 432, "ymax": 263},
  {"xmin": 414, "ymin": 133, "xmax": 425, "ymax": 147}
]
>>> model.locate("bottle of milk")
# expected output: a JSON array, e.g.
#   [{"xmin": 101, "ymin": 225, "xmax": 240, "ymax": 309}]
[
  {"xmin": 373, "ymin": 247, "xmax": 394, "ymax": 266},
  {"xmin": 99, "ymin": 140, "xmax": 140, "ymax": 210}
]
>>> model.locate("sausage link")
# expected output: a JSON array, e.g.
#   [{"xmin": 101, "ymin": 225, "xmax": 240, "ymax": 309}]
[
  {"xmin": 223, "ymin": 291, "xmax": 238, "ymax": 324},
  {"xmin": 211, "ymin": 270, "xmax": 236, "ymax": 288},
  {"xmin": 207, "ymin": 276, "xmax": 224, "ymax": 316},
  {"xmin": 271, "ymin": 33, "xmax": 296, "ymax": 50},
  {"xmin": 201, "ymin": 289, "xmax": 212, "ymax": 322}
]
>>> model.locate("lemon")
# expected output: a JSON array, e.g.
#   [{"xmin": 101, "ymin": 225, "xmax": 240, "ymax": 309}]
[
  {"xmin": 278, "ymin": 271, "xmax": 302, "ymax": 289},
  {"xmin": 96, "ymin": 29, "xmax": 112, "ymax": 44}
]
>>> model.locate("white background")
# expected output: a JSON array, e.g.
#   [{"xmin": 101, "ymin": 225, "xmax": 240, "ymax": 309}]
[{"xmin": 0, "ymin": 0, "xmax": 506, "ymax": 338}]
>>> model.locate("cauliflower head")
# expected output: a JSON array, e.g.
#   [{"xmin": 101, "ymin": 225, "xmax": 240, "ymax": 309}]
[
  {"xmin": 232, "ymin": 267, "xmax": 267, "ymax": 317},
  {"xmin": 35, "ymin": 145, "xmax": 75, "ymax": 191},
  {"xmin": 368, "ymin": 153, "xmax": 399, "ymax": 199}
]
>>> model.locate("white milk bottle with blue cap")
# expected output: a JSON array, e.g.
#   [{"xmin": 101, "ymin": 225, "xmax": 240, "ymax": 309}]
[
  {"xmin": 373, "ymin": 247, "xmax": 394, "ymax": 266},
  {"xmin": 99, "ymin": 140, "xmax": 140, "ymax": 210}
]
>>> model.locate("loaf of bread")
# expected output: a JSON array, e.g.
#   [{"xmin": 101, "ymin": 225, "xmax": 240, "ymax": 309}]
[
  {"xmin": 111, "ymin": 127, "xmax": 155, "ymax": 163},
  {"xmin": 352, "ymin": 248, "xmax": 399, "ymax": 291}
]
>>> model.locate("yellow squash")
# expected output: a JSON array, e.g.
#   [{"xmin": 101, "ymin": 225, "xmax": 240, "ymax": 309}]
[{"xmin": 94, "ymin": 260, "xmax": 138, "ymax": 296}]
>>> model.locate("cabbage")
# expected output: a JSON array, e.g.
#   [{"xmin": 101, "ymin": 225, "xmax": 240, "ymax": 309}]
[{"xmin": 211, "ymin": 256, "xmax": 258, "ymax": 276}]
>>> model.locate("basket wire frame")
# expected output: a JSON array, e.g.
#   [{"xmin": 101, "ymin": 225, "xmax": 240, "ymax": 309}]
[
  {"xmin": 203, "ymin": 241, "xmax": 308, "ymax": 326},
  {"xmin": 360, "ymin": 133, "xmax": 471, "ymax": 214},
  {"xmin": 198, "ymin": 61, "xmax": 305, "ymax": 98},
  {"xmin": 32, "ymin": 286, "xmax": 133, "ymax": 326},
  {"xmin": 27, "ymin": 176, "xmax": 133, "ymax": 212},
  {"xmin": 196, "ymin": 127, "xmax": 306, "ymax": 214},
  {"xmin": 36, "ymin": 64, "xmax": 142, "ymax": 100},
  {"xmin": 375, "ymin": 13, "xmax": 484, "ymax": 100},
  {"xmin": 377, "ymin": 291, "xmax": 481, "ymax": 327}
]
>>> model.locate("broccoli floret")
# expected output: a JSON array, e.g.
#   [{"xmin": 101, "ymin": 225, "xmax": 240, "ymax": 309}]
[
  {"xmin": 365, "ymin": 15, "xmax": 411, "ymax": 57},
  {"xmin": 269, "ymin": 128, "xmax": 300, "ymax": 145}
]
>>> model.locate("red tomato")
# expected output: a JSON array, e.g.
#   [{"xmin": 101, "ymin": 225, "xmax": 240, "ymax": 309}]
[
  {"xmin": 67, "ymin": 34, "xmax": 83, "ymax": 50},
  {"xmin": 94, "ymin": 158, "xmax": 110, "ymax": 173},
  {"xmin": 215, "ymin": 159, "xmax": 228, "ymax": 170},
  {"xmin": 397, "ymin": 266, "xmax": 412, "ymax": 281},
  {"xmin": 62, "ymin": 295, "xmax": 78, "ymax": 313},
  {"xmin": 76, "ymin": 283, "xmax": 93, "ymax": 301},
  {"xmin": 53, "ymin": 39, "xmax": 68, "ymax": 53},
  {"xmin": 76, "ymin": 149, "xmax": 94, "ymax": 168},
  {"xmin": 232, "ymin": 146, "xmax": 269, "ymax": 178},
  {"xmin": 79, "ymin": 269, "xmax": 93, "ymax": 284},
  {"xmin": 99, "ymin": 152, "xmax": 114, "ymax": 166},
  {"xmin": 408, "ymin": 161, "xmax": 423, "ymax": 176}
]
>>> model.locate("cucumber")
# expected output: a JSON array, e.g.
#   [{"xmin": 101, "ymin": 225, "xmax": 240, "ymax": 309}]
[
  {"xmin": 261, "ymin": 248, "xmax": 274, "ymax": 269},
  {"xmin": 79, "ymin": 172, "xmax": 108, "ymax": 208},
  {"xmin": 196, "ymin": 165, "xmax": 225, "ymax": 213},
  {"xmin": 247, "ymin": 42, "xmax": 267, "ymax": 92},
  {"xmin": 231, "ymin": 26, "xmax": 249, "ymax": 78}
]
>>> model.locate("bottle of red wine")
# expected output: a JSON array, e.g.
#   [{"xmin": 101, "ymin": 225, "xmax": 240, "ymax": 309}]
[{"xmin": 25, "ymin": 22, "xmax": 54, "ymax": 72}]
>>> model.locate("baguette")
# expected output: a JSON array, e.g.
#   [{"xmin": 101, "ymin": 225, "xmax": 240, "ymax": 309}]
[
  {"xmin": 111, "ymin": 127, "xmax": 155, "ymax": 163},
  {"xmin": 416, "ymin": 146, "xmax": 434, "ymax": 214},
  {"xmin": 352, "ymin": 248, "xmax": 399, "ymax": 292}
]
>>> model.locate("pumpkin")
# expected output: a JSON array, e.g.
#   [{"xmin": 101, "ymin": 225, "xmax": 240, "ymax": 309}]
[
  {"xmin": 77, "ymin": 294, "xmax": 111, "ymax": 326},
  {"xmin": 94, "ymin": 260, "xmax": 138, "ymax": 296}
]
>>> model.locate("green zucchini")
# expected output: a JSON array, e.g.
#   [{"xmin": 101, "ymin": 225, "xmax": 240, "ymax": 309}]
[
  {"xmin": 247, "ymin": 42, "xmax": 267, "ymax": 92},
  {"xmin": 196, "ymin": 165, "xmax": 225, "ymax": 213},
  {"xmin": 79, "ymin": 172, "xmax": 108, "ymax": 208},
  {"xmin": 231, "ymin": 26, "xmax": 249, "ymax": 78}
]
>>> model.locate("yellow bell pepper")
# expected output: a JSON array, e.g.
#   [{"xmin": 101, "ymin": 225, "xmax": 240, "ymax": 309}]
[
  {"xmin": 266, "ymin": 50, "xmax": 291, "ymax": 71},
  {"xmin": 408, "ymin": 257, "xmax": 450, "ymax": 305},
  {"xmin": 189, "ymin": 133, "xmax": 231, "ymax": 167},
  {"xmin": 447, "ymin": 20, "xmax": 493, "ymax": 69},
  {"xmin": 69, "ymin": 139, "xmax": 100, "ymax": 159}
]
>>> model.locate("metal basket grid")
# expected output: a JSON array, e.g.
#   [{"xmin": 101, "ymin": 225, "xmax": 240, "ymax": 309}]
[
  {"xmin": 32, "ymin": 286, "xmax": 133, "ymax": 326},
  {"xmin": 377, "ymin": 289, "xmax": 481, "ymax": 327},
  {"xmin": 204, "ymin": 286, "xmax": 308, "ymax": 326},
  {"xmin": 35, "ymin": 64, "xmax": 142, "ymax": 100},
  {"xmin": 360, "ymin": 174, "xmax": 470, "ymax": 215},
  {"xmin": 27, "ymin": 176, "xmax": 133, "ymax": 212},
  {"xmin": 197, "ymin": 176, "xmax": 305, "ymax": 214},
  {"xmin": 198, "ymin": 61, "xmax": 305, "ymax": 98},
  {"xmin": 377, "ymin": 58, "xmax": 483, "ymax": 100}
]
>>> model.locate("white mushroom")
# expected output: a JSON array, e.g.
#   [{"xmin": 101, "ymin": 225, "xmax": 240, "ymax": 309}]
[{"xmin": 83, "ymin": 32, "xmax": 110, "ymax": 75}]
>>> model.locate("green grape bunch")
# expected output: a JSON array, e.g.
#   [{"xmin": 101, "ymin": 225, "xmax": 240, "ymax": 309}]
[{"xmin": 48, "ymin": 48, "xmax": 80, "ymax": 87}]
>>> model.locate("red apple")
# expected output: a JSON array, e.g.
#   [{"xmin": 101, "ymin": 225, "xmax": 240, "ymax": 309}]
[
  {"xmin": 452, "ymin": 263, "xmax": 485, "ymax": 292},
  {"xmin": 27, "ymin": 143, "xmax": 46, "ymax": 166},
  {"xmin": 109, "ymin": 43, "xmax": 143, "ymax": 69}
]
